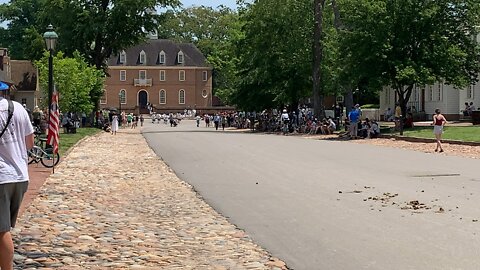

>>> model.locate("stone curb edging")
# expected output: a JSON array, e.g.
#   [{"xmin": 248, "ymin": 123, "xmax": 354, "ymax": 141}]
[{"xmin": 379, "ymin": 134, "xmax": 480, "ymax": 147}]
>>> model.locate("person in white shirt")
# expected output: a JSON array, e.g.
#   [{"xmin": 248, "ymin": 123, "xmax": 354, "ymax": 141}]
[
  {"xmin": 369, "ymin": 120, "xmax": 380, "ymax": 138},
  {"xmin": 327, "ymin": 117, "xmax": 336, "ymax": 134},
  {"xmin": 469, "ymin": 102, "xmax": 476, "ymax": 113},
  {"xmin": 281, "ymin": 109, "xmax": 289, "ymax": 123},
  {"xmin": 195, "ymin": 115, "xmax": 201, "ymax": 127},
  {"xmin": 0, "ymin": 89, "xmax": 34, "ymax": 270}
]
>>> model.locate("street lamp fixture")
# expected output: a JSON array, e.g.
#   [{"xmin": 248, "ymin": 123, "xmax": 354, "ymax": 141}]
[
  {"xmin": 43, "ymin": 24, "xmax": 58, "ymax": 51},
  {"xmin": 43, "ymin": 24, "xmax": 58, "ymax": 129}
]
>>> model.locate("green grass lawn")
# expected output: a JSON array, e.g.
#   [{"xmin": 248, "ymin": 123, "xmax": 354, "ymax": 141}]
[
  {"xmin": 394, "ymin": 126, "xmax": 480, "ymax": 142},
  {"xmin": 58, "ymin": 128, "xmax": 101, "ymax": 155}
]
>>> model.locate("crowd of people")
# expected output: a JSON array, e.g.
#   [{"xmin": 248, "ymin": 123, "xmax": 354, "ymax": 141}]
[{"xmin": 195, "ymin": 106, "xmax": 377, "ymax": 139}]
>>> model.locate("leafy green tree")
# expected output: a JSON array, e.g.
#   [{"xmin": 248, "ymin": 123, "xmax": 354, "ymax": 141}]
[
  {"xmin": 339, "ymin": 0, "xmax": 480, "ymax": 117},
  {"xmin": 157, "ymin": 6, "xmax": 241, "ymax": 101},
  {"xmin": 0, "ymin": 0, "xmax": 179, "ymax": 110},
  {"xmin": 313, "ymin": 0, "xmax": 327, "ymax": 117},
  {"xmin": 0, "ymin": 0, "xmax": 180, "ymax": 69},
  {"xmin": 35, "ymin": 51, "xmax": 104, "ymax": 114},
  {"xmin": 233, "ymin": 0, "xmax": 313, "ymax": 111},
  {"xmin": 0, "ymin": 0, "xmax": 45, "ymax": 60}
]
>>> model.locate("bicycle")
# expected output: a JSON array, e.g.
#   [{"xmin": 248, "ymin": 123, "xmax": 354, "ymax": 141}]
[{"xmin": 28, "ymin": 132, "xmax": 60, "ymax": 168}]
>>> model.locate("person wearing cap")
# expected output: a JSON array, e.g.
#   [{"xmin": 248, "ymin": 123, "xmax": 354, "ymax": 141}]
[{"xmin": 0, "ymin": 88, "xmax": 34, "ymax": 270}]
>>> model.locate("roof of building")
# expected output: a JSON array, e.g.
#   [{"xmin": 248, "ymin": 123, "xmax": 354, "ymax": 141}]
[
  {"xmin": 108, "ymin": 39, "xmax": 209, "ymax": 67},
  {"xmin": 10, "ymin": 60, "xmax": 37, "ymax": 91}
]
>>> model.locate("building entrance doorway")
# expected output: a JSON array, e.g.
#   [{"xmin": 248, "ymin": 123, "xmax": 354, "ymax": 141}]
[{"xmin": 138, "ymin": 90, "xmax": 148, "ymax": 114}]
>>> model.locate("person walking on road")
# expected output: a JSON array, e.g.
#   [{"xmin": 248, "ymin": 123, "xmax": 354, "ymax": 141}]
[
  {"xmin": 433, "ymin": 108, "xmax": 447, "ymax": 153},
  {"xmin": 195, "ymin": 115, "xmax": 201, "ymax": 127},
  {"xmin": 214, "ymin": 114, "xmax": 220, "ymax": 130},
  {"xmin": 221, "ymin": 114, "xmax": 227, "ymax": 130},
  {"xmin": 0, "ymin": 89, "xmax": 34, "ymax": 270},
  {"xmin": 139, "ymin": 115, "xmax": 144, "ymax": 127},
  {"xmin": 205, "ymin": 114, "xmax": 210, "ymax": 127},
  {"xmin": 348, "ymin": 106, "xmax": 360, "ymax": 139},
  {"xmin": 111, "ymin": 113, "xmax": 119, "ymax": 135}
]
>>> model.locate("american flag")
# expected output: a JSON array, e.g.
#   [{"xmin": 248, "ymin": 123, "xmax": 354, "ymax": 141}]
[{"xmin": 47, "ymin": 89, "xmax": 60, "ymax": 154}]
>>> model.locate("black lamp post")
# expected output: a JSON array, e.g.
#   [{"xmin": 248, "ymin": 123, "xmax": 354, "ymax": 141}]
[
  {"xmin": 118, "ymin": 92, "xmax": 122, "ymax": 127},
  {"xmin": 43, "ymin": 24, "xmax": 58, "ymax": 124}
]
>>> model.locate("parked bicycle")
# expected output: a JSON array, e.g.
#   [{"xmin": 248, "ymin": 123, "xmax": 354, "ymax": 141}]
[{"xmin": 28, "ymin": 129, "xmax": 60, "ymax": 168}]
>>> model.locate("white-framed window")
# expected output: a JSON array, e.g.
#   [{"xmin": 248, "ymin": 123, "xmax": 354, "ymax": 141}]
[
  {"xmin": 119, "ymin": 50, "xmax": 126, "ymax": 64},
  {"xmin": 179, "ymin": 70, "xmax": 185, "ymax": 81},
  {"xmin": 100, "ymin": 89, "xmax": 107, "ymax": 104},
  {"xmin": 202, "ymin": 89, "xmax": 208, "ymax": 98},
  {"xmin": 139, "ymin": 70, "xmax": 146, "ymax": 80},
  {"xmin": 437, "ymin": 83, "xmax": 443, "ymax": 101},
  {"xmin": 202, "ymin": 71, "xmax": 208, "ymax": 81},
  {"xmin": 120, "ymin": 70, "xmax": 126, "ymax": 81},
  {"xmin": 428, "ymin": 85, "xmax": 434, "ymax": 101},
  {"xmin": 120, "ymin": 89, "xmax": 126, "ymax": 104},
  {"xmin": 160, "ymin": 89, "xmax": 166, "ymax": 104},
  {"xmin": 178, "ymin": 51, "xmax": 184, "ymax": 64},
  {"xmin": 468, "ymin": 84, "xmax": 475, "ymax": 99},
  {"xmin": 160, "ymin": 70, "xmax": 166, "ymax": 81},
  {"xmin": 179, "ymin": 89, "xmax": 185, "ymax": 104},
  {"xmin": 159, "ymin": 51, "xmax": 166, "ymax": 64},
  {"xmin": 139, "ymin": 50, "xmax": 146, "ymax": 64},
  {"xmin": 413, "ymin": 87, "xmax": 418, "ymax": 102}
]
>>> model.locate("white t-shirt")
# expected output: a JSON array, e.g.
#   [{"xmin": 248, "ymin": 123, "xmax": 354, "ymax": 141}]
[
  {"xmin": 0, "ymin": 97, "xmax": 34, "ymax": 184},
  {"xmin": 281, "ymin": 113, "xmax": 289, "ymax": 121},
  {"xmin": 328, "ymin": 119, "xmax": 336, "ymax": 130}
]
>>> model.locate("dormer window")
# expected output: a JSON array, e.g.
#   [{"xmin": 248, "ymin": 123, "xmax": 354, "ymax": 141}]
[
  {"xmin": 178, "ymin": 51, "xmax": 184, "ymax": 64},
  {"xmin": 159, "ymin": 51, "xmax": 166, "ymax": 64},
  {"xmin": 119, "ymin": 50, "xmax": 126, "ymax": 64},
  {"xmin": 139, "ymin": 50, "xmax": 146, "ymax": 64}
]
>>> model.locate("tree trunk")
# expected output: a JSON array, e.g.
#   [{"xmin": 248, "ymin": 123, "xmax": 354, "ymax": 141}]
[
  {"xmin": 331, "ymin": 0, "xmax": 342, "ymax": 30},
  {"xmin": 344, "ymin": 88, "xmax": 354, "ymax": 116},
  {"xmin": 395, "ymin": 84, "xmax": 414, "ymax": 135},
  {"xmin": 313, "ymin": 0, "xmax": 326, "ymax": 119}
]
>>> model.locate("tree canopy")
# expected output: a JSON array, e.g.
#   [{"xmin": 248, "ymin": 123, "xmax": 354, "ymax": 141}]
[
  {"xmin": 232, "ymin": 0, "xmax": 314, "ymax": 111},
  {"xmin": 2, "ymin": 0, "xmax": 480, "ymax": 115},
  {"xmin": 157, "ymin": 6, "xmax": 241, "ymax": 100},
  {"xmin": 338, "ymin": 0, "xmax": 480, "ymax": 114},
  {"xmin": 0, "ymin": 0, "xmax": 180, "ymax": 70},
  {"xmin": 35, "ymin": 51, "xmax": 104, "ymax": 114}
]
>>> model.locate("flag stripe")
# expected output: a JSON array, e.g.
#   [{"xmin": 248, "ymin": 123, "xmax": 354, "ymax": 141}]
[{"xmin": 47, "ymin": 91, "xmax": 59, "ymax": 154}]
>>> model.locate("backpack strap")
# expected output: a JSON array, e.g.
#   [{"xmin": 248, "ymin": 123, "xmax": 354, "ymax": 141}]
[{"xmin": 0, "ymin": 99, "xmax": 14, "ymax": 139}]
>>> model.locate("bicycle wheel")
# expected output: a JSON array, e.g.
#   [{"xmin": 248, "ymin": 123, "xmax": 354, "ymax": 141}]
[
  {"xmin": 28, "ymin": 147, "xmax": 41, "ymax": 165},
  {"xmin": 40, "ymin": 152, "xmax": 60, "ymax": 168},
  {"xmin": 28, "ymin": 153, "xmax": 38, "ymax": 164}
]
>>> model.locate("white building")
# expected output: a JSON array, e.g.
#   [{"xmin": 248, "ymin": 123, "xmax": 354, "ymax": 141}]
[
  {"xmin": 380, "ymin": 34, "xmax": 480, "ymax": 121},
  {"xmin": 380, "ymin": 83, "xmax": 478, "ymax": 121}
]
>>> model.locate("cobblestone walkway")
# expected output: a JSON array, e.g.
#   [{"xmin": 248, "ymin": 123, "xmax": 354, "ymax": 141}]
[{"xmin": 13, "ymin": 128, "xmax": 287, "ymax": 270}]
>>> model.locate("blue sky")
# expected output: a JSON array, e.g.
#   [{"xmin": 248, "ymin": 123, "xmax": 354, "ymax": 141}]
[
  {"xmin": 180, "ymin": 0, "xmax": 237, "ymax": 9},
  {"xmin": 0, "ymin": 0, "xmax": 237, "ymax": 9}
]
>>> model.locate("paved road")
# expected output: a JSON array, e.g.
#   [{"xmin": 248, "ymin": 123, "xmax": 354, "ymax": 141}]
[{"xmin": 143, "ymin": 120, "xmax": 480, "ymax": 270}]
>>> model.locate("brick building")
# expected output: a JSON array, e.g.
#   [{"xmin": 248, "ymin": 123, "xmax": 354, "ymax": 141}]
[{"xmin": 102, "ymin": 39, "xmax": 213, "ymax": 114}]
